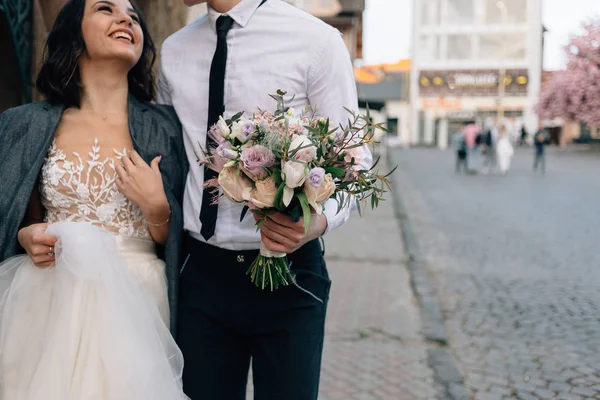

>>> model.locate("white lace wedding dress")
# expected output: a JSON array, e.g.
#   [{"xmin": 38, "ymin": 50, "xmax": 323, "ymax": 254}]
[{"xmin": 0, "ymin": 138, "xmax": 187, "ymax": 399}]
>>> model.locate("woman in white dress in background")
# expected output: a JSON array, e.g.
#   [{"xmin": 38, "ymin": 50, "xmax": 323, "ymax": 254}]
[
  {"xmin": 496, "ymin": 125, "xmax": 515, "ymax": 175},
  {"xmin": 0, "ymin": 0, "xmax": 187, "ymax": 398}
]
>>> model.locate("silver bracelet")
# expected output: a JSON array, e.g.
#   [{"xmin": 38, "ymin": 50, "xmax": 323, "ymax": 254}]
[{"xmin": 146, "ymin": 210, "xmax": 171, "ymax": 227}]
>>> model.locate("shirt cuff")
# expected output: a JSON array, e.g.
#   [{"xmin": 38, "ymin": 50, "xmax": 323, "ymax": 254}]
[{"xmin": 321, "ymin": 196, "xmax": 351, "ymax": 235}]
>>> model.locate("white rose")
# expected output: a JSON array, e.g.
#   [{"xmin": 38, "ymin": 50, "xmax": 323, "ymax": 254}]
[
  {"xmin": 230, "ymin": 121, "xmax": 243, "ymax": 142},
  {"xmin": 216, "ymin": 116, "xmax": 230, "ymax": 139},
  {"xmin": 281, "ymin": 160, "xmax": 307, "ymax": 207}
]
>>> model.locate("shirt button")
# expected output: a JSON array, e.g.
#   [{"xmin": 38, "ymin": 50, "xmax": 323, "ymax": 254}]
[{"xmin": 237, "ymin": 255, "xmax": 245, "ymax": 263}]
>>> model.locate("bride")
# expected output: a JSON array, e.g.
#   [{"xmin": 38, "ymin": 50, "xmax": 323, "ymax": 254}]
[{"xmin": 0, "ymin": 0, "xmax": 187, "ymax": 398}]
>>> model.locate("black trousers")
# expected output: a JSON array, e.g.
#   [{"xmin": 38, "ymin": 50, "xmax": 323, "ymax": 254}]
[
  {"xmin": 456, "ymin": 150, "xmax": 467, "ymax": 173},
  {"xmin": 177, "ymin": 235, "xmax": 331, "ymax": 400}
]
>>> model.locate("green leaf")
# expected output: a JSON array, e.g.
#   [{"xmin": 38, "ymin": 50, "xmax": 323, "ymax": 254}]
[
  {"xmin": 230, "ymin": 111, "xmax": 244, "ymax": 122},
  {"xmin": 274, "ymin": 181, "xmax": 286, "ymax": 210},
  {"xmin": 325, "ymin": 167, "xmax": 345, "ymax": 178},
  {"xmin": 296, "ymin": 192, "xmax": 311, "ymax": 234},
  {"xmin": 271, "ymin": 168, "xmax": 283, "ymax": 186},
  {"xmin": 290, "ymin": 203, "xmax": 302, "ymax": 222}
]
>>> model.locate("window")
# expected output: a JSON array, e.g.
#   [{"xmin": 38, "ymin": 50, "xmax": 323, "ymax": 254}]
[
  {"xmin": 420, "ymin": 0, "xmax": 440, "ymax": 25},
  {"xmin": 447, "ymin": 34, "xmax": 473, "ymax": 60},
  {"xmin": 445, "ymin": 0, "xmax": 474, "ymax": 24},
  {"xmin": 479, "ymin": 33, "xmax": 526, "ymax": 60},
  {"xmin": 419, "ymin": 35, "xmax": 440, "ymax": 61},
  {"xmin": 484, "ymin": 0, "xmax": 527, "ymax": 24}
]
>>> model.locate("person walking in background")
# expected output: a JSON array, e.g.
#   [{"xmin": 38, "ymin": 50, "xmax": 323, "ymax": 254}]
[
  {"xmin": 534, "ymin": 125, "xmax": 548, "ymax": 174},
  {"xmin": 519, "ymin": 125, "xmax": 528, "ymax": 146},
  {"xmin": 452, "ymin": 130, "xmax": 468, "ymax": 174},
  {"xmin": 462, "ymin": 121, "xmax": 480, "ymax": 174},
  {"xmin": 481, "ymin": 123, "xmax": 498, "ymax": 174},
  {"xmin": 496, "ymin": 125, "xmax": 514, "ymax": 175}
]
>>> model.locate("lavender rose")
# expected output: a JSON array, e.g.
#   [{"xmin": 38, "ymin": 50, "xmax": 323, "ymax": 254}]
[
  {"xmin": 308, "ymin": 167, "xmax": 325, "ymax": 187},
  {"xmin": 240, "ymin": 145, "xmax": 276, "ymax": 181},
  {"xmin": 241, "ymin": 121, "xmax": 256, "ymax": 142}
]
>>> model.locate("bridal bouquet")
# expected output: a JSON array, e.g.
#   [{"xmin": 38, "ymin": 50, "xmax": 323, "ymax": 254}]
[{"xmin": 199, "ymin": 90, "xmax": 394, "ymax": 290}]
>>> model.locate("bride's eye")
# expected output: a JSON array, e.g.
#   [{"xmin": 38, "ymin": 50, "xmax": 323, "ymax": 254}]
[
  {"xmin": 98, "ymin": 5, "xmax": 112, "ymax": 12},
  {"xmin": 130, "ymin": 13, "xmax": 140, "ymax": 23}
]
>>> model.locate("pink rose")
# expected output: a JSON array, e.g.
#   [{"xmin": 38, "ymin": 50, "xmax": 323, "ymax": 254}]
[
  {"xmin": 303, "ymin": 173, "xmax": 336, "ymax": 215},
  {"xmin": 343, "ymin": 146, "xmax": 365, "ymax": 170},
  {"xmin": 218, "ymin": 167, "xmax": 254, "ymax": 203},
  {"xmin": 250, "ymin": 177, "xmax": 278, "ymax": 209},
  {"xmin": 290, "ymin": 135, "xmax": 317, "ymax": 162}
]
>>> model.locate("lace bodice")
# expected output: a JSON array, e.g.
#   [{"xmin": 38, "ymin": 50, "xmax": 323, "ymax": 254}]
[{"xmin": 41, "ymin": 138, "xmax": 151, "ymax": 239}]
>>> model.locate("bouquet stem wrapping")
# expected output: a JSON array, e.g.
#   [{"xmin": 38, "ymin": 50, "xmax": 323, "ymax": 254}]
[{"xmin": 246, "ymin": 241, "xmax": 292, "ymax": 291}]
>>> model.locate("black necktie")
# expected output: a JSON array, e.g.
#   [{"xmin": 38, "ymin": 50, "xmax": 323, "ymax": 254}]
[{"xmin": 199, "ymin": 15, "xmax": 234, "ymax": 241}]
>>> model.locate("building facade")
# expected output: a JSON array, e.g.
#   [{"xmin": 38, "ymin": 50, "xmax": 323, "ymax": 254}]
[
  {"xmin": 410, "ymin": 0, "xmax": 543, "ymax": 148},
  {"xmin": 354, "ymin": 60, "xmax": 411, "ymax": 143},
  {"xmin": 284, "ymin": 0, "xmax": 363, "ymax": 59}
]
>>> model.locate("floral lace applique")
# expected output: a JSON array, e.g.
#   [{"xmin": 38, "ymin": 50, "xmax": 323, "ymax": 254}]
[{"xmin": 41, "ymin": 138, "xmax": 151, "ymax": 239}]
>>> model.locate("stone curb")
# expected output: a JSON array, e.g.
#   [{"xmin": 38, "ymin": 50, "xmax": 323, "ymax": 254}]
[{"xmin": 387, "ymin": 148, "xmax": 470, "ymax": 400}]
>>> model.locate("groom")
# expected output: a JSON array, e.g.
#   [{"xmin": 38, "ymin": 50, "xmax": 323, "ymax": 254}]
[{"xmin": 158, "ymin": 0, "xmax": 371, "ymax": 398}]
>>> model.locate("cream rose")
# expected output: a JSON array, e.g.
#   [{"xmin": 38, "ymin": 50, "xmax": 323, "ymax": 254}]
[
  {"xmin": 218, "ymin": 166, "xmax": 254, "ymax": 203},
  {"xmin": 216, "ymin": 116, "xmax": 231, "ymax": 139},
  {"xmin": 303, "ymin": 173, "xmax": 336, "ymax": 215},
  {"xmin": 250, "ymin": 177, "xmax": 278, "ymax": 209},
  {"xmin": 281, "ymin": 160, "xmax": 307, "ymax": 207}
]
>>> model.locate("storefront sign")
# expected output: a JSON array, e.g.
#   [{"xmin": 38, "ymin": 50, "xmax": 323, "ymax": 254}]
[{"xmin": 419, "ymin": 69, "xmax": 529, "ymax": 97}]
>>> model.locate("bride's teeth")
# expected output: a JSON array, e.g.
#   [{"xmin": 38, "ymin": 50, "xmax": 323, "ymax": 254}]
[{"xmin": 112, "ymin": 32, "xmax": 132, "ymax": 42}]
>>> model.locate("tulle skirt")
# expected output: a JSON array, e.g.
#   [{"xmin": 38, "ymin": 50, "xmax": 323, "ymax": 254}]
[{"xmin": 0, "ymin": 222, "xmax": 187, "ymax": 399}]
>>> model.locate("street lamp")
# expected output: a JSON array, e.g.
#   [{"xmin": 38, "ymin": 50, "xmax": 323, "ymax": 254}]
[{"xmin": 497, "ymin": 0, "xmax": 508, "ymax": 121}]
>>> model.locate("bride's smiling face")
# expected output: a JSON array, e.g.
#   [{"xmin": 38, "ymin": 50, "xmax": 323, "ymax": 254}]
[{"xmin": 81, "ymin": 0, "xmax": 143, "ymax": 68}]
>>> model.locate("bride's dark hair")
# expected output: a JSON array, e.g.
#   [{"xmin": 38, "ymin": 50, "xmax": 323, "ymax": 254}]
[{"xmin": 36, "ymin": 0, "xmax": 157, "ymax": 107}]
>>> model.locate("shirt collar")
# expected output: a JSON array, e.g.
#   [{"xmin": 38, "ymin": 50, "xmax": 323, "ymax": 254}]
[{"xmin": 208, "ymin": 0, "xmax": 264, "ymax": 31}]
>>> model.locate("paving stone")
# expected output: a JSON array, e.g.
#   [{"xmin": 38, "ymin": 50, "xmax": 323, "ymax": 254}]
[{"xmin": 387, "ymin": 149, "xmax": 600, "ymax": 400}]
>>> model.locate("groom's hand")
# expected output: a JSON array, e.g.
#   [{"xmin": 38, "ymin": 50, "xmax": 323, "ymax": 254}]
[{"xmin": 255, "ymin": 212, "xmax": 327, "ymax": 254}]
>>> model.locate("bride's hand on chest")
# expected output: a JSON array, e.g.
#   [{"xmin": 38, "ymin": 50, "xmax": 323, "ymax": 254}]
[{"xmin": 115, "ymin": 150, "xmax": 169, "ymax": 215}]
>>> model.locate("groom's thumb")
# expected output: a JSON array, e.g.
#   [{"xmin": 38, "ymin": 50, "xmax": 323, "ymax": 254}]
[{"xmin": 151, "ymin": 156, "xmax": 162, "ymax": 173}]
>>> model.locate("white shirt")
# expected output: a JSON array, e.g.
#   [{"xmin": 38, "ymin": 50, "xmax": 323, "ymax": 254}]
[{"xmin": 158, "ymin": 0, "xmax": 372, "ymax": 250}]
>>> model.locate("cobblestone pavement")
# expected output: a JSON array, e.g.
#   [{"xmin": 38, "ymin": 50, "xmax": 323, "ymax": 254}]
[
  {"xmin": 249, "ymin": 182, "xmax": 441, "ymax": 399},
  {"xmin": 389, "ymin": 147, "xmax": 600, "ymax": 400}
]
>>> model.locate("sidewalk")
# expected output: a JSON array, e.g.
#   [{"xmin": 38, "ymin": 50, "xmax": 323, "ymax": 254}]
[{"xmin": 318, "ymin": 191, "xmax": 438, "ymax": 400}]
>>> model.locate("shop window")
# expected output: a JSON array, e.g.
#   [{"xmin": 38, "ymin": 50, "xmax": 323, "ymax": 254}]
[
  {"xmin": 447, "ymin": 34, "xmax": 473, "ymax": 60},
  {"xmin": 479, "ymin": 33, "xmax": 526, "ymax": 60},
  {"xmin": 445, "ymin": 0, "xmax": 474, "ymax": 24},
  {"xmin": 484, "ymin": 0, "xmax": 527, "ymax": 24}
]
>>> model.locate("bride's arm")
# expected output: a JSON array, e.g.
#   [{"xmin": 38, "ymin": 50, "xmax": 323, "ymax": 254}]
[{"xmin": 17, "ymin": 183, "xmax": 57, "ymax": 267}]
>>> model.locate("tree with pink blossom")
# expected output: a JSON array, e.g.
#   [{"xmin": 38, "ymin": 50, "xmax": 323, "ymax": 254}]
[{"xmin": 537, "ymin": 19, "xmax": 600, "ymax": 126}]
